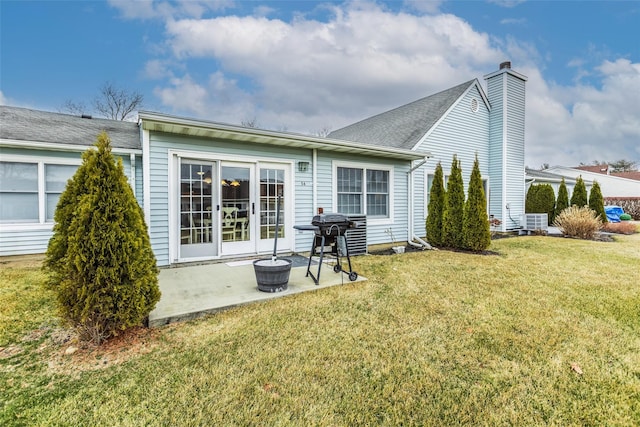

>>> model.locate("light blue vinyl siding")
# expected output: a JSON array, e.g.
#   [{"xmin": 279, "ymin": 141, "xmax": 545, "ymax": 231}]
[
  {"xmin": 0, "ymin": 226, "xmax": 54, "ymax": 255},
  {"xmin": 487, "ymin": 70, "xmax": 526, "ymax": 230},
  {"xmin": 504, "ymin": 75, "xmax": 526, "ymax": 225},
  {"xmin": 487, "ymin": 75, "xmax": 505, "ymax": 224},
  {"xmin": 416, "ymin": 85, "xmax": 490, "ymax": 236},
  {"xmin": 0, "ymin": 146, "xmax": 141, "ymax": 256},
  {"xmin": 315, "ymin": 150, "xmax": 410, "ymax": 246},
  {"xmin": 148, "ymin": 132, "xmax": 315, "ymax": 266}
]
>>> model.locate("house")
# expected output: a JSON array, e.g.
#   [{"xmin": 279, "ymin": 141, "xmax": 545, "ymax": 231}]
[
  {"xmin": 330, "ymin": 61, "xmax": 527, "ymax": 233},
  {"xmin": 0, "ymin": 106, "xmax": 141, "ymax": 256},
  {"xmin": 538, "ymin": 166, "xmax": 640, "ymax": 198},
  {"xmin": 1, "ymin": 62, "xmax": 527, "ymax": 263},
  {"xmin": 525, "ymin": 167, "xmax": 593, "ymax": 197}
]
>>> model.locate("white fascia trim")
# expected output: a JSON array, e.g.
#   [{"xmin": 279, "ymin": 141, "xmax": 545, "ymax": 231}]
[
  {"xmin": 0, "ymin": 138, "xmax": 142, "ymax": 155},
  {"xmin": 332, "ymin": 160, "xmax": 395, "ymax": 225}
]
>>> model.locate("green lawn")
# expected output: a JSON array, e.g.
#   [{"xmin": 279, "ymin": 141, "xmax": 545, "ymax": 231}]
[{"xmin": 2, "ymin": 233, "xmax": 639, "ymax": 426}]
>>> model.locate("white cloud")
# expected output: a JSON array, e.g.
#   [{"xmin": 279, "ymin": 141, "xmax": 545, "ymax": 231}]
[
  {"xmin": 0, "ymin": 90, "xmax": 7, "ymax": 105},
  {"xmin": 525, "ymin": 59, "xmax": 640, "ymax": 167},
  {"xmin": 128, "ymin": 0, "xmax": 638, "ymax": 167},
  {"xmin": 158, "ymin": 3, "xmax": 502, "ymax": 129}
]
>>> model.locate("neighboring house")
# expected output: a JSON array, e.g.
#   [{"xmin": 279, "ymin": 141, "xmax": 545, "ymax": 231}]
[
  {"xmin": 0, "ymin": 106, "xmax": 141, "ymax": 256},
  {"xmin": 1, "ymin": 62, "xmax": 527, "ymax": 264},
  {"xmin": 542, "ymin": 166, "xmax": 640, "ymax": 198},
  {"xmin": 575, "ymin": 164, "xmax": 640, "ymax": 182},
  {"xmin": 525, "ymin": 167, "xmax": 593, "ymax": 197}
]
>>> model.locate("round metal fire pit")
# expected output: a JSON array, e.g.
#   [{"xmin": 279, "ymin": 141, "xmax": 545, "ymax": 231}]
[{"xmin": 253, "ymin": 258, "xmax": 292, "ymax": 293}]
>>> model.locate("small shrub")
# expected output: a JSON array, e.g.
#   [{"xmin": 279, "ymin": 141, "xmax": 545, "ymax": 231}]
[
  {"xmin": 553, "ymin": 205, "xmax": 602, "ymax": 240},
  {"xmin": 619, "ymin": 213, "xmax": 632, "ymax": 221},
  {"xmin": 601, "ymin": 221, "xmax": 637, "ymax": 235}
]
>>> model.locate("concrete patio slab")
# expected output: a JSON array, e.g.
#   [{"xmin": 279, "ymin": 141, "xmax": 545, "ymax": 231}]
[{"xmin": 149, "ymin": 256, "xmax": 366, "ymax": 327}]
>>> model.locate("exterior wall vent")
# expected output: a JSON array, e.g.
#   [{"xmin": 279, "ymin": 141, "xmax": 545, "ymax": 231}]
[{"xmin": 471, "ymin": 98, "xmax": 479, "ymax": 113}]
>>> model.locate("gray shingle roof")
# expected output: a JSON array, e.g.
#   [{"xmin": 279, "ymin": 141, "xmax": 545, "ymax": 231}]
[
  {"xmin": 328, "ymin": 80, "xmax": 475, "ymax": 150},
  {"xmin": 0, "ymin": 106, "xmax": 140, "ymax": 150}
]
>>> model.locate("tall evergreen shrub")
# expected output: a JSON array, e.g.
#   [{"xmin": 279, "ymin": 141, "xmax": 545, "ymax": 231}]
[
  {"xmin": 462, "ymin": 156, "xmax": 490, "ymax": 251},
  {"xmin": 44, "ymin": 132, "xmax": 160, "ymax": 344},
  {"xmin": 526, "ymin": 184, "xmax": 555, "ymax": 225},
  {"xmin": 588, "ymin": 181, "xmax": 607, "ymax": 223},
  {"xmin": 555, "ymin": 177, "xmax": 570, "ymax": 219},
  {"xmin": 525, "ymin": 185, "xmax": 541, "ymax": 213},
  {"xmin": 570, "ymin": 176, "xmax": 588, "ymax": 207},
  {"xmin": 442, "ymin": 155, "xmax": 465, "ymax": 248},
  {"xmin": 425, "ymin": 162, "xmax": 445, "ymax": 246}
]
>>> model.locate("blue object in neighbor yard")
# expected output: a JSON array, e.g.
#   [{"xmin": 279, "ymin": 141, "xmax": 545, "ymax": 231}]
[{"xmin": 604, "ymin": 205, "xmax": 624, "ymax": 223}]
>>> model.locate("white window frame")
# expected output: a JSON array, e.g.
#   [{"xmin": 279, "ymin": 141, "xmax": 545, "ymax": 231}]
[
  {"xmin": 332, "ymin": 161, "xmax": 394, "ymax": 225},
  {"xmin": 0, "ymin": 155, "xmax": 82, "ymax": 230}
]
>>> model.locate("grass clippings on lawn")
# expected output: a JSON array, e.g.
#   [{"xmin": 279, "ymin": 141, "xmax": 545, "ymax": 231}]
[{"xmin": 1, "ymin": 233, "xmax": 639, "ymax": 426}]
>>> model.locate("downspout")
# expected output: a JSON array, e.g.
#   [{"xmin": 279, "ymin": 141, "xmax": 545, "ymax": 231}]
[
  {"xmin": 141, "ymin": 126, "xmax": 151, "ymax": 227},
  {"xmin": 130, "ymin": 153, "xmax": 136, "ymax": 196},
  {"xmin": 312, "ymin": 148, "xmax": 318, "ymax": 215},
  {"xmin": 406, "ymin": 157, "xmax": 433, "ymax": 249}
]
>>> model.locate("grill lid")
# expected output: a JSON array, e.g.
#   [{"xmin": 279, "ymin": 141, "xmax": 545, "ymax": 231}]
[{"xmin": 311, "ymin": 213, "xmax": 350, "ymax": 227}]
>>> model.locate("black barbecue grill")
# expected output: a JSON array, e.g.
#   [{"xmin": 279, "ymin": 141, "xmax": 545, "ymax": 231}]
[{"xmin": 294, "ymin": 213, "xmax": 360, "ymax": 285}]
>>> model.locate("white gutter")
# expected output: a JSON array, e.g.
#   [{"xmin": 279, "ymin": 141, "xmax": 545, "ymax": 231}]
[
  {"xmin": 0, "ymin": 138, "xmax": 141, "ymax": 155},
  {"xmin": 138, "ymin": 111, "xmax": 424, "ymax": 162}
]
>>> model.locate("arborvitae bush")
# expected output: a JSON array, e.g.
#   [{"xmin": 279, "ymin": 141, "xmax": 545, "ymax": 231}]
[
  {"xmin": 555, "ymin": 177, "xmax": 570, "ymax": 219},
  {"xmin": 588, "ymin": 181, "xmax": 607, "ymax": 223},
  {"xmin": 526, "ymin": 184, "xmax": 555, "ymax": 225},
  {"xmin": 426, "ymin": 162, "xmax": 445, "ymax": 247},
  {"xmin": 570, "ymin": 176, "xmax": 588, "ymax": 207},
  {"xmin": 44, "ymin": 132, "xmax": 160, "ymax": 344},
  {"xmin": 462, "ymin": 156, "xmax": 490, "ymax": 251},
  {"xmin": 553, "ymin": 205, "xmax": 602, "ymax": 240},
  {"xmin": 442, "ymin": 155, "xmax": 465, "ymax": 249}
]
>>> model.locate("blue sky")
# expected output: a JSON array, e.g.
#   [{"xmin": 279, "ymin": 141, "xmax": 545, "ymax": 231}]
[{"xmin": 1, "ymin": 0, "xmax": 639, "ymax": 168}]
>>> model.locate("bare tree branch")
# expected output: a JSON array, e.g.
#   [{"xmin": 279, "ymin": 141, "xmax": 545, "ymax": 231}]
[
  {"xmin": 60, "ymin": 99, "xmax": 88, "ymax": 116},
  {"xmin": 241, "ymin": 117, "xmax": 259, "ymax": 128},
  {"xmin": 313, "ymin": 126, "xmax": 332, "ymax": 137},
  {"xmin": 93, "ymin": 82, "xmax": 144, "ymax": 121}
]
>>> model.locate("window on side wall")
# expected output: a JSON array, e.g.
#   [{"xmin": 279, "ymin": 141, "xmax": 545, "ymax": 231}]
[
  {"xmin": 336, "ymin": 165, "xmax": 390, "ymax": 219},
  {"xmin": 0, "ymin": 161, "xmax": 78, "ymax": 224}
]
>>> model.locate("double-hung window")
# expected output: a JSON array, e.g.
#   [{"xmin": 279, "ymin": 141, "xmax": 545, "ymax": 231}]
[
  {"xmin": 336, "ymin": 164, "xmax": 391, "ymax": 220},
  {"xmin": 0, "ymin": 160, "xmax": 78, "ymax": 225}
]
